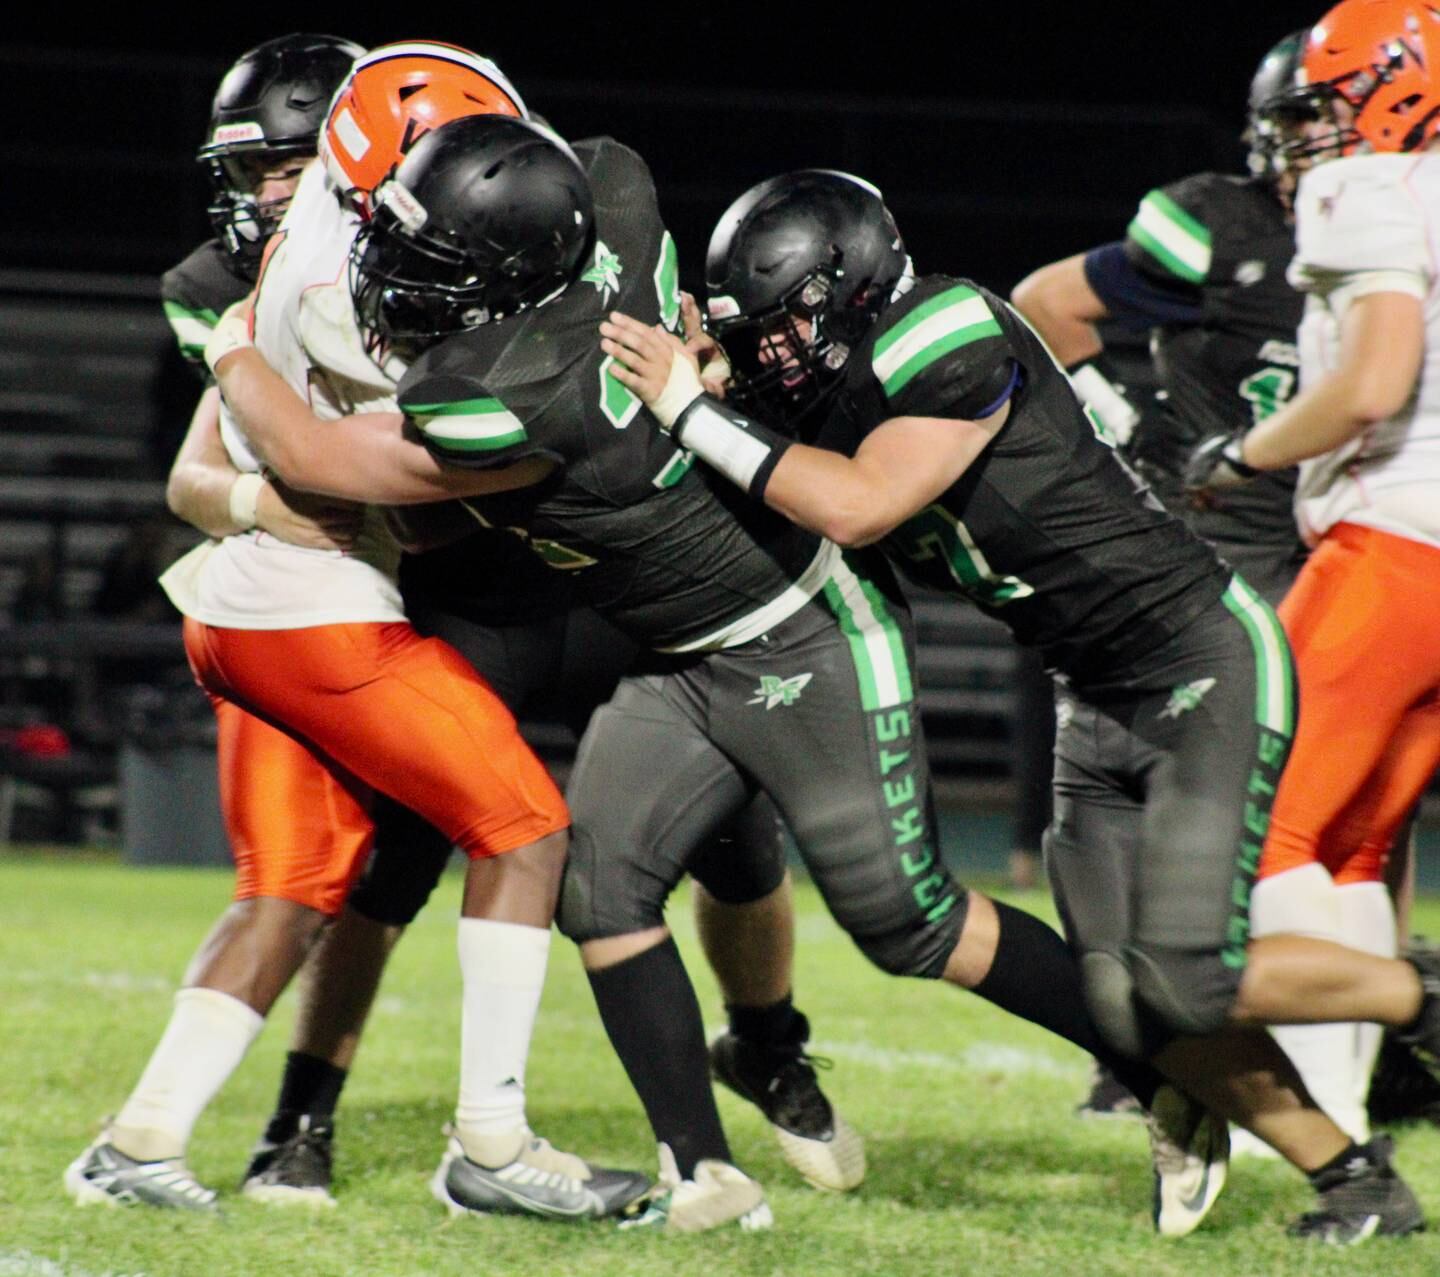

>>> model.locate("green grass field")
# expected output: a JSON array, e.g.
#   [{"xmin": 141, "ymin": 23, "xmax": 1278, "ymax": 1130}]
[{"xmin": 2, "ymin": 848, "xmax": 1439, "ymax": 1277}]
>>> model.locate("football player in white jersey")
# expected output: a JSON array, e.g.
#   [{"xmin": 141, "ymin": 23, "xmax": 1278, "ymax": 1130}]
[
  {"xmin": 1187, "ymin": 0, "xmax": 1440, "ymax": 1227},
  {"xmin": 166, "ymin": 43, "xmax": 866, "ymax": 1214},
  {"xmin": 66, "ymin": 42, "xmax": 651, "ymax": 1222}
]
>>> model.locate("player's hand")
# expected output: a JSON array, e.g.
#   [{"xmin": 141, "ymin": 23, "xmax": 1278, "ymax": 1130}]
[
  {"xmin": 600, "ymin": 311, "xmax": 704, "ymax": 430},
  {"xmin": 256, "ymin": 477, "xmax": 365, "ymax": 550},
  {"xmin": 681, "ymin": 291, "xmax": 731, "ymax": 397},
  {"xmin": 204, "ymin": 295, "xmax": 255, "ymax": 376},
  {"xmin": 1183, "ymin": 432, "xmax": 1259, "ymax": 507}
]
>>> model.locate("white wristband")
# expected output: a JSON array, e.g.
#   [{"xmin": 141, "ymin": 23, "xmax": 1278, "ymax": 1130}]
[
  {"xmin": 649, "ymin": 350, "xmax": 706, "ymax": 430},
  {"xmin": 228, "ymin": 472, "xmax": 265, "ymax": 530},
  {"xmin": 1069, "ymin": 362, "xmax": 1139, "ymax": 446},
  {"xmin": 672, "ymin": 398, "xmax": 776, "ymax": 493}
]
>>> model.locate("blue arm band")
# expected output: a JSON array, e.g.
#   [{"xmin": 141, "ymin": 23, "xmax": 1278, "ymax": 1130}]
[{"xmin": 971, "ymin": 359, "xmax": 1023, "ymax": 421}]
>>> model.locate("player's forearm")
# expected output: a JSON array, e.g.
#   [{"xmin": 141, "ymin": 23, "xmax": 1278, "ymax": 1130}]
[
  {"xmin": 763, "ymin": 446, "xmax": 903, "ymax": 547},
  {"xmin": 166, "ymin": 386, "xmax": 255, "ymax": 537},
  {"xmin": 212, "ymin": 348, "xmax": 384, "ymax": 498},
  {"xmin": 1010, "ymin": 255, "xmax": 1107, "ymax": 366},
  {"xmin": 1242, "ymin": 379, "xmax": 1381, "ymax": 468},
  {"xmin": 211, "ymin": 347, "xmax": 468, "ymax": 504},
  {"xmin": 1242, "ymin": 292, "xmax": 1423, "ymax": 469}
]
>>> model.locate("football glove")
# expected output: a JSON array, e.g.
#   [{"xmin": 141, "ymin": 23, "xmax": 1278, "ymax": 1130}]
[{"xmin": 1183, "ymin": 432, "xmax": 1259, "ymax": 501}]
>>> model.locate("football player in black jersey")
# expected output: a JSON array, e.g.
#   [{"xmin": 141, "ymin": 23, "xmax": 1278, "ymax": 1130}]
[
  {"xmin": 1010, "ymin": 32, "xmax": 1316, "ymax": 1132},
  {"xmin": 211, "ymin": 114, "xmax": 1202, "ymax": 1232},
  {"xmin": 1011, "ymin": 30, "xmax": 1310, "ymax": 607},
  {"xmin": 1013, "ymin": 30, "xmax": 1429, "ymax": 1147},
  {"xmin": 163, "ymin": 49, "xmax": 854, "ymax": 1211},
  {"xmin": 600, "ymin": 168, "xmax": 1436, "ymax": 1242}
]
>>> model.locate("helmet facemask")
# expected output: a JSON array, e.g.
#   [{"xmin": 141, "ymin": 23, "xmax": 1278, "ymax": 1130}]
[
  {"xmin": 203, "ymin": 148, "xmax": 310, "ymax": 276},
  {"xmin": 710, "ymin": 267, "xmax": 853, "ymax": 432},
  {"xmin": 1246, "ymin": 90, "xmax": 1325, "ymax": 179}
]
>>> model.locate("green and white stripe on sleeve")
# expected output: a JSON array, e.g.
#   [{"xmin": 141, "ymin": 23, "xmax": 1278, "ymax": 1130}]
[
  {"xmin": 405, "ymin": 396, "xmax": 528, "ymax": 456},
  {"xmin": 1127, "ymin": 189, "xmax": 1213, "ymax": 284},
  {"xmin": 163, "ymin": 300, "xmax": 222, "ymax": 364},
  {"xmin": 872, "ymin": 285, "xmax": 1002, "ymax": 399}
]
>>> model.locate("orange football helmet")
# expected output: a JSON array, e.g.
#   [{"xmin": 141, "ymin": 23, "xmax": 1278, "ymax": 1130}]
[
  {"xmin": 319, "ymin": 41, "xmax": 527, "ymax": 212},
  {"xmin": 1302, "ymin": 0, "xmax": 1440, "ymax": 154}
]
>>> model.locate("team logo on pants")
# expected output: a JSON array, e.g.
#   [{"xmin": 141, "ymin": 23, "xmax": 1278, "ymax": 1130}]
[
  {"xmin": 748, "ymin": 673, "xmax": 813, "ymax": 709},
  {"xmin": 1158, "ymin": 677, "xmax": 1216, "ymax": 720}
]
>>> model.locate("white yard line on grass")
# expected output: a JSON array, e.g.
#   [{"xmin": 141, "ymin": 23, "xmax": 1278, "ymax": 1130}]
[
  {"xmin": 0, "ymin": 1252, "xmax": 146, "ymax": 1277},
  {"xmin": 4, "ymin": 971, "xmax": 171, "ymax": 993},
  {"xmin": 813, "ymin": 1039, "xmax": 1084, "ymax": 1079}
]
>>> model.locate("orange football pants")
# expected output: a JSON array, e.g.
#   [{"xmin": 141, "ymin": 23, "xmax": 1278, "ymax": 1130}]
[
  {"xmin": 1260, "ymin": 522, "xmax": 1440, "ymax": 885},
  {"xmin": 183, "ymin": 618, "xmax": 569, "ymax": 913}
]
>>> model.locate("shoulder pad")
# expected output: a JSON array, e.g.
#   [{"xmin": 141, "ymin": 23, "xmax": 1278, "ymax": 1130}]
[
  {"xmin": 871, "ymin": 278, "xmax": 1016, "ymax": 421},
  {"xmin": 872, "ymin": 280, "xmax": 1001, "ymax": 398},
  {"xmin": 1293, "ymin": 155, "xmax": 1429, "ymax": 280}
]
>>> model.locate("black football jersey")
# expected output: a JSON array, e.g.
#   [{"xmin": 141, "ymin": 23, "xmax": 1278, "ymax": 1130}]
[
  {"xmin": 1119, "ymin": 173, "xmax": 1304, "ymax": 550},
  {"xmin": 396, "ymin": 137, "xmax": 824, "ymax": 650},
  {"xmin": 826, "ymin": 276, "xmax": 1230, "ymax": 683},
  {"xmin": 160, "ymin": 239, "xmax": 252, "ymax": 380}
]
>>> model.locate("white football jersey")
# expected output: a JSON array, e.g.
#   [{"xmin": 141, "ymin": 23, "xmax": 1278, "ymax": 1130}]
[
  {"xmin": 1287, "ymin": 152, "xmax": 1440, "ymax": 548},
  {"xmin": 162, "ymin": 161, "xmax": 408, "ymax": 628}
]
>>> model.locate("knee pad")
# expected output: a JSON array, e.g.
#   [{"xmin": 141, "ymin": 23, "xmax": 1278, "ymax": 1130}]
[
  {"xmin": 1079, "ymin": 950, "xmax": 1147, "ymax": 1060},
  {"xmin": 348, "ymin": 814, "xmax": 455, "ymax": 927},
  {"xmin": 556, "ymin": 825, "xmax": 670, "ymax": 944},
  {"xmin": 849, "ymin": 885, "xmax": 970, "ymax": 979},
  {"xmin": 688, "ymin": 798, "xmax": 788, "ymax": 906},
  {"xmin": 1129, "ymin": 943, "xmax": 1241, "ymax": 1042}
]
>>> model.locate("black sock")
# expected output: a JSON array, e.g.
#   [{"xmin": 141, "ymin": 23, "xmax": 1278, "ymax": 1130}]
[
  {"xmin": 727, "ymin": 994, "xmax": 806, "ymax": 1050},
  {"xmin": 971, "ymin": 900, "xmax": 1160, "ymax": 1109},
  {"xmin": 587, "ymin": 937, "xmax": 730, "ymax": 1179},
  {"xmin": 1307, "ymin": 1140, "xmax": 1371, "ymax": 1190},
  {"xmin": 266, "ymin": 1052, "xmax": 347, "ymax": 1141}
]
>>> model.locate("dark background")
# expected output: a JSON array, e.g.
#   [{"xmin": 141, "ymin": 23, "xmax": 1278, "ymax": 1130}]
[{"xmin": 3, "ymin": 2, "xmax": 1332, "ymax": 293}]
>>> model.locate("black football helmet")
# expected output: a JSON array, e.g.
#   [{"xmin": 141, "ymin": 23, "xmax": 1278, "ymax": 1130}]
[
  {"xmin": 198, "ymin": 33, "xmax": 364, "ymax": 274},
  {"xmin": 350, "ymin": 115, "xmax": 594, "ymax": 350},
  {"xmin": 1243, "ymin": 30, "xmax": 1319, "ymax": 182},
  {"xmin": 705, "ymin": 170, "xmax": 909, "ymax": 429}
]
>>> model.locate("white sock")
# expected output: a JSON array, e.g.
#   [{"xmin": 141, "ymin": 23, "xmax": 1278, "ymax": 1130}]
[
  {"xmin": 1250, "ymin": 865, "xmax": 1370, "ymax": 1141},
  {"xmin": 1338, "ymin": 880, "xmax": 1398, "ymax": 1135},
  {"xmin": 111, "ymin": 986, "xmax": 265, "ymax": 1161},
  {"xmin": 454, "ymin": 917, "xmax": 551, "ymax": 1153}
]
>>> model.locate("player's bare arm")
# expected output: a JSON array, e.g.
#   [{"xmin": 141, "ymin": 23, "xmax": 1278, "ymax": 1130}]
[
  {"xmin": 210, "ymin": 343, "xmax": 554, "ymax": 505},
  {"xmin": 166, "ymin": 383, "xmax": 363, "ymax": 549},
  {"xmin": 1010, "ymin": 253, "xmax": 1109, "ymax": 366},
  {"xmin": 1242, "ymin": 290, "xmax": 1424, "ymax": 468},
  {"xmin": 601, "ymin": 308, "xmax": 1007, "ymax": 546}
]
